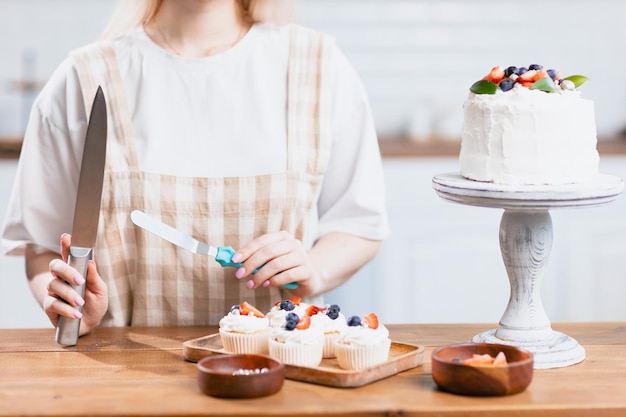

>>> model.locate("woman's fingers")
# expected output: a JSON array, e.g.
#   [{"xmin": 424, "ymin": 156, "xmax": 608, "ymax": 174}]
[
  {"xmin": 60, "ymin": 233, "xmax": 71, "ymax": 263},
  {"xmin": 234, "ymin": 231, "xmax": 312, "ymax": 290},
  {"xmin": 233, "ymin": 231, "xmax": 290, "ymax": 265},
  {"xmin": 78, "ymin": 260, "xmax": 108, "ymax": 334},
  {"xmin": 47, "ymin": 256, "xmax": 108, "ymax": 336},
  {"xmin": 49, "ymin": 258, "xmax": 85, "ymax": 288},
  {"xmin": 47, "ymin": 256, "xmax": 86, "ymax": 327}
]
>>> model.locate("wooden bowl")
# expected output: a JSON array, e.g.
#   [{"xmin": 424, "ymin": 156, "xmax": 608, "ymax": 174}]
[
  {"xmin": 431, "ymin": 343, "xmax": 534, "ymax": 396},
  {"xmin": 197, "ymin": 354, "xmax": 285, "ymax": 398}
]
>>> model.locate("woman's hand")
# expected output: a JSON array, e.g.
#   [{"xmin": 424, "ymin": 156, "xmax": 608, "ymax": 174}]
[
  {"xmin": 232, "ymin": 231, "xmax": 321, "ymax": 295},
  {"xmin": 232, "ymin": 231, "xmax": 382, "ymax": 298},
  {"xmin": 28, "ymin": 234, "xmax": 108, "ymax": 336}
]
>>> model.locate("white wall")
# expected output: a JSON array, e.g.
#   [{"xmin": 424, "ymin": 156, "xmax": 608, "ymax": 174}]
[
  {"xmin": 0, "ymin": 0, "xmax": 116, "ymax": 137},
  {"xmin": 296, "ymin": 0, "xmax": 626, "ymax": 138},
  {"xmin": 1, "ymin": 0, "xmax": 626, "ymax": 138}
]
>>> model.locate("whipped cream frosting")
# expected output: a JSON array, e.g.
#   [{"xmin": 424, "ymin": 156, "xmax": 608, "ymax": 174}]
[
  {"xmin": 460, "ymin": 84, "xmax": 599, "ymax": 185},
  {"xmin": 219, "ymin": 310, "xmax": 269, "ymax": 333},
  {"xmin": 270, "ymin": 324, "xmax": 324, "ymax": 345},
  {"xmin": 266, "ymin": 303, "xmax": 308, "ymax": 328},
  {"xmin": 310, "ymin": 312, "xmax": 347, "ymax": 333},
  {"xmin": 337, "ymin": 323, "xmax": 390, "ymax": 347}
]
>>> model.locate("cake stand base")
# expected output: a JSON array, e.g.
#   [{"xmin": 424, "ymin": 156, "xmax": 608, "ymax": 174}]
[
  {"xmin": 432, "ymin": 173, "xmax": 624, "ymax": 369},
  {"xmin": 472, "ymin": 329, "xmax": 585, "ymax": 369}
]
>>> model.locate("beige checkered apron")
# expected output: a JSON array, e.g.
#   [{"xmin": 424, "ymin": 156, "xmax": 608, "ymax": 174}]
[{"xmin": 70, "ymin": 25, "xmax": 332, "ymax": 326}]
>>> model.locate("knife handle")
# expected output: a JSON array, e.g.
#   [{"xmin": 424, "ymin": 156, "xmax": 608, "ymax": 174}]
[
  {"xmin": 215, "ymin": 246, "xmax": 299, "ymax": 289},
  {"xmin": 55, "ymin": 246, "xmax": 91, "ymax": 346}
]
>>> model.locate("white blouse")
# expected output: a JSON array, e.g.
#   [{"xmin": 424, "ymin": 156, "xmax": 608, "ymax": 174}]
[{"xmin": 1, "ymin": 23, "xmax": 389, "ymax": 255}]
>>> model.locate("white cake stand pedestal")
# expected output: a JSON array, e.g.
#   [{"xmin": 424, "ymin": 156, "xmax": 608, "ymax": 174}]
[{"xmin": 432, "ymin": 173, "xmax": 624, "ymax": 369}]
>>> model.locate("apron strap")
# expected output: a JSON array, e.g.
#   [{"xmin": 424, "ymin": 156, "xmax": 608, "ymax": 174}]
[
  {"xmin": 71, "ymin": 42, "xmax": 139, "ymax": 171},
  {"xmin": 286, "ymin": 24, "xmax": 333, "ymax": 175}
]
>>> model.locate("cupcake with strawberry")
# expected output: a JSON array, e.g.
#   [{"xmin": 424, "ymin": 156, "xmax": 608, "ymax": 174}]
[
  {"xmin": 334, "ymin": 312, "xmax": 391, "ymax": 370},
  {"xmin": 219, "ymin": 301, "xmax": 270, "ymax": 354},
  {"xmin": 266, "ymin": 297, "xmax": 309, "ymax": 328},
  {"xmin": 307, "ymin": 304, "xmax": 347, "ymax": 358},
  {"xmin": 268, "ymin": 312, "xmax": 324, "ymax": 367}
]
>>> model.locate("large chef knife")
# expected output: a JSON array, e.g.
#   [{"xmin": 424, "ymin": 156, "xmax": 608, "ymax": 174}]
[
  {"xmin": 130, "ymin": 210, "xmax": 298, "ymax": 289},
  {"xmin": 56, "ymin": 86, "xmax": 107, "ymax": 346}
]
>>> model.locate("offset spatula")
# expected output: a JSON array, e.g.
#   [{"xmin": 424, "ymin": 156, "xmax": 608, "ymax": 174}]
[
  {"xmin": 130, "ymin": 210, "xmax": 298, "ymax": 289},
  {"xmin": 56, "ymin": 86, "xmax": 108, "ymax": 346}
]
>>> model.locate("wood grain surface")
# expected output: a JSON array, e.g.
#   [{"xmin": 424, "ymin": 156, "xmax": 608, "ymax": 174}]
[{"xmin": 1, "ymin": 322, "xmax": 625, "ymax": 416}]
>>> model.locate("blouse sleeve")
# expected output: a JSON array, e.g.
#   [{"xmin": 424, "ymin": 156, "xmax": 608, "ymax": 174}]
[
  {"xmin": 315, "ymin": 44, "xmax": 390, "ymax": 241},
  {"xmin": 1, "ymin": 58, "xmax": 88, "ymax": 256}
]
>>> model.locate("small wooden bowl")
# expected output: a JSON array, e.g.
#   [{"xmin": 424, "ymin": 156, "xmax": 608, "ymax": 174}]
[
  {"xmin": 431, "ymin": 343, "xmax": 534, "ymax": 396},
  {"xmin": 197, "ymin": 354, "xmax": 285, "ymax": 398}
]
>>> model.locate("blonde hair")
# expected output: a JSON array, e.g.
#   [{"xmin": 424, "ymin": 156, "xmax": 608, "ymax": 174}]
[{"xmin": 101, "ymin": 0, "xmax": 293, "ymax": 40}]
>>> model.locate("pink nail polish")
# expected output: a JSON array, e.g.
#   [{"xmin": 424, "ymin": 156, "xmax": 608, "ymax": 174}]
[
  {"xmin": 232, "ymin": 253, "xmax": 242, "ymax": 263},
  {"xmin": 235, "ymin": 268, "xmax": 245, "ymax": 279},
  {"xmin": 74, "ymin": 310, "xmax": 83, "ymax": 319},
  {"xmin": 262, "ymin": 280, "xmax": 270, "ymax": 287},
  {"xmin": 75, "ymin": 297, "xmax": 85, "ymax": 307},
  {"xmin": 74, "ymin": 275, "xmax": 85, "ymax": 286},
  {"xmin": 246, "ymin": 280, "xmax": 254, "ymax": 290}
]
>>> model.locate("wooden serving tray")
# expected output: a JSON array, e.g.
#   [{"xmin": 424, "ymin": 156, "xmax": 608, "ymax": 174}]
[{"xmin": 183, "ymin": 333, "xmax": 424, "ymax": 388}]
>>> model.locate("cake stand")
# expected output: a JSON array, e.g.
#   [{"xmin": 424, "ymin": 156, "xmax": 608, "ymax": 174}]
[{"xmin": 432, "ymin": 173, "xmax": 624, "ymax": 369}]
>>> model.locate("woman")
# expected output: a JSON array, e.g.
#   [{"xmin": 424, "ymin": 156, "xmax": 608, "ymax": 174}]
[{"xmin": 1, "ymin": 0, "xmax": 389, "ymax": 337}]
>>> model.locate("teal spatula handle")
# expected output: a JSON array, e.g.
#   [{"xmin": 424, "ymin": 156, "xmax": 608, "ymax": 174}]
[{"xmin": 215, "ymin": 246, "xmax": 298, "ymax": 289}]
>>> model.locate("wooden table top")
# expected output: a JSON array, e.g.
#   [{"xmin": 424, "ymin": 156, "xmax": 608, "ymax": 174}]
[{"xmin": 1, "ymin": 322, "xmax": 625, "ymax": 416}]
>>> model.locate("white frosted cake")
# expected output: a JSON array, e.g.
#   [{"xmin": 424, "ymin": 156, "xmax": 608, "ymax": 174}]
[{"xmin": 460, "ymin": 64, "xmax": 599, "ymax": 185}]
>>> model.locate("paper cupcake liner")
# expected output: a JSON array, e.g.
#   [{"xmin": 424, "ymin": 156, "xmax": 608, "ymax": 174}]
[
  {"xmin": 268, "ymin": 338, "xmax": 324, "ymax": 367},
  {"xmin": 334, "ymin": 338, "xmax": 392, "ymax": 370},
  {"xmin": 219, "ymin": 328, "xmax": 270, "ymax": 354},
  {"xmin": 323, "ymin": 332, "xmax": 340, "ymax": 358}
]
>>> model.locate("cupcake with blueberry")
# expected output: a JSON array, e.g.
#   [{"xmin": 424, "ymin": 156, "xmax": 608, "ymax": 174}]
[
  {"xmin": 334, "ymin": 313, "xmax": 391, "ymax": 370},
  {"xmin": 307, "ymin": 304, "xmax": 347, "ymax": 358},
  {"xmin": 266, "ymin": 297, "xmax": 308, "ymax": 328},
  {"xmin": 219, "ymin": 301, "xmax": 270, "ymax": 354},
  {"xmin": 268, "ymin": 312, "xmax": 324, "ymax": 368}
]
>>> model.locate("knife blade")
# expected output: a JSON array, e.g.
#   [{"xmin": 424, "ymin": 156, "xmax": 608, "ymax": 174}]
[
  {"xmin": 130, "ymin": 210, "xmax": 298, "ymax": 289},
  {"xmin": 56, "ymin": 86, "xmax": 107, "ymax": 346}
]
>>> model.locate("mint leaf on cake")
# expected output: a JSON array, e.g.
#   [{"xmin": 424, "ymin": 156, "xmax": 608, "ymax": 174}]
[{"xmin": 470, "ymin": 79, "xmax": 498, "ymax": 94}]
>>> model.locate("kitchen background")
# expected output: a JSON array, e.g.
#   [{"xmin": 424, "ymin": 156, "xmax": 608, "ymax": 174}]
[{"xmin": 1, "ymin": 0, "xmax": 625, "ymax": 329}]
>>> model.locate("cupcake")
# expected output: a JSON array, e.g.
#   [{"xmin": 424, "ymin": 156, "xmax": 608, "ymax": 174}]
[
  {"xmin": 219, "ymin": 301, "xmax": 270, "ymax": 354},
  {"xmin": 266, "ymin": 297, "xmax": 308, "ymax": 328},
  {"xmin": 308, "ymin": 304, "xmax": 347, "ymax": 358},
  {"xmin": 334, "ymin": 313, "xmax": 391, "ymax": 370},
  {"xmin": 268, "ymin": 312, "xmax": 324, "ymax": 367}
]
